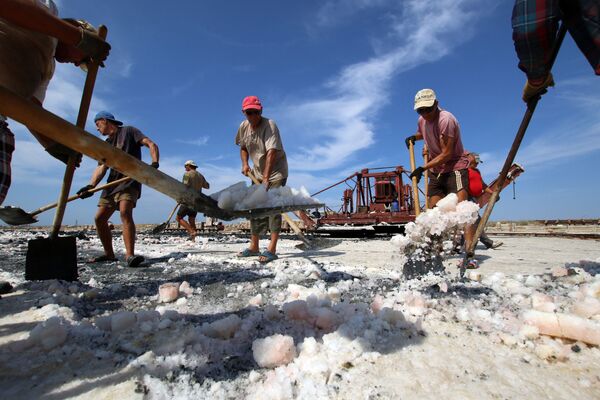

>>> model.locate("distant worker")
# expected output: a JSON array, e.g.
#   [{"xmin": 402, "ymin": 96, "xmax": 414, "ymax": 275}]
[
  {"xmin": 404, "ymin": 89, "xmax": 477, "ymax": 265},
  {"xmin": 77, "ymin": 111, "xmax": 159, "ymax": 268},
  {"xmin": 465, "ymin": 152, "xmax": 503, "ymax": 250},
  {"xmin": 176, "ymin": 160, "xmax": 210, "ymax": 241},
  {"xmin": 0, "ymin": 0, "xmax": 110, "ymax": 205},
  {"xmin": 235, "ymin": 95, "xmax": 288, "ymax": 264},
  {"xmin": 512, "ymin": 0, "xmax": 599, "ymax": 102}
]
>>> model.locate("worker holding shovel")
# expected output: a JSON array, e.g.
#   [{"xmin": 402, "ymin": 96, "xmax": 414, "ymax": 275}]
[
  {"xmin": 404, "ymin": 89, "xmax": 477, "ymax": 267},
  {"xmin": 235, "ymin": 96, "xmax": 288, "ymax": 264},
  {"xmin": 175, "ymin": 160, "xmax": 210, "ymax": 242},
  {"xmin": 77, "ymin": 111, "xmax": 160, "ymax": 268},
  {"xmin": 512, "ymin": 0, "xmax": 599, "ymax": 102},
  {"xmin": 0, "ymin": 0, "xmax": 110, "ymax": 205}
]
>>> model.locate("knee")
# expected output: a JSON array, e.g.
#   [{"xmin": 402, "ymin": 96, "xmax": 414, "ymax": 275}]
[{"xmin": 119, "ymin": 209, "xmax": 134, "ymax": 223}]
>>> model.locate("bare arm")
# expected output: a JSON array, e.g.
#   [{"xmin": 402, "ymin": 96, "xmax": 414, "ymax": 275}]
[
  {"xmin": 423, "ymin": 134, "xmax": 455, "ymax": 171},
  {"xmin": 140, "ymin": 137, "xmax": 159, "ymax": 165},
  {"xmin": 240, "ymin": 147, "xmax": 251, "ymax": 175},
  {"xmin": 88, "ymin": 164, "xmax": 109, "ymax": 187}
]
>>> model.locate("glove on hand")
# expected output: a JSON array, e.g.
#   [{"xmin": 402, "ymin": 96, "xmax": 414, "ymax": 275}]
[
  {"xmin": 404, "ymin": 135, "xmax": 417, "ymax": 149},
  {"xmin": 409, "ymin": 166, "xmax": 425, "ymax": 183},
  {"xmin": 77, "ymin": 184, "xmax": 94, "ymax": 199},
  {"xmin": 522, "ymin": 73, "xmax": 554, "ymax": 102},
  {"xmin": 151, "ymin": 161, "xmax": 159, "ymax": 169},
  {"xmin": 64, "ymin": 19, "xmax": 111, "ymax": 63}
]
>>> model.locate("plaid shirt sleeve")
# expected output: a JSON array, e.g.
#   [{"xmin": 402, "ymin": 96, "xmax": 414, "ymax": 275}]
[
  {"xmin": 0, "ymin": 119, "xmax": 15, "ymax": 205},
  {"xmin": 512, "ymin": 0, "xmax": 600, "ymax": 80}
]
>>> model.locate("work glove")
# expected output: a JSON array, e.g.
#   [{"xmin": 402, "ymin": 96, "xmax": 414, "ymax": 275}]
[
  {"xmin": 151, "ymin": 161, "xmax": 160, "ymax": 169},
  {"xmin": 45, "ymin": 143, "xmax": 82, "ymax": 166},
  {"xmin": 76, "ymin": 184, "xmax": 95, "ymax": 199},
  {"xmin": 522, "ymin": 73, "xmax": 554, "ymax": 102},
  {"xmin": 404, "ymin": 135, "xmax": 417, "ymax": 149},
  {"xmin": 409, "ymin": 166, "xmax": 425, "ymax": 183},
  {"xmin": 64, "ymin": 18, "xmax": 111, "ymax": 64}
]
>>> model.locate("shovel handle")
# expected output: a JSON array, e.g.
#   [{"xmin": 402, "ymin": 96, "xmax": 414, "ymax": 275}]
[
  {"xmin": 408, "ymin": 140, "xmax": 421, "ymax": 216},
  {"xmin": 246, "ymin": 171, "xmax": 311, "ymax": 247},
  {"xmin": 423, "ymin": 146, "xmax": 429, "ymax": 210},
  {"xmin": 165, "ymin": 202, "xmax": 179, "ymax": 224},
  {"xmin": 32, "ymin": 176, "xmax": 130, "ymax": 217}
]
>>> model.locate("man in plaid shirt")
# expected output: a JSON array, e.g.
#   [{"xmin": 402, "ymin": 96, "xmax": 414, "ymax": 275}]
[{"xmin": 512, "ymin": 0, "xmax": 600, "ymax": 102}]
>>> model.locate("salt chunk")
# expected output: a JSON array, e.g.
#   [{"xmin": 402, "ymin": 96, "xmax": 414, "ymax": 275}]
[
  {"xmin": 282, "ymin": 300, "xmax": 310, "ymax": 321},
  {"xmin": 531, "ymin": 292, "xmax": 556, "ymax": 313},
  {"xmin": 525, "ymin": 275, "xmax": 544, "ymax": 288},
  {"xmin": 499, "ymin": 332, "xmax": 518, "ymax": 346},
  {"xmin": 572, "ymin": 297, "xmax": 600, "ymax": 319},
  {"xmin": 175, "ymin": 297, "xmax": 187, "ymax": 306},
  {"xmin": 249, "ymin": 294, "xmax": 263, "ymax": 307},
  {"xmin": 260, "ymin": 282, "xmax": 269, "ymax": 289},
  {"xmin": 158, "ymin": 319, "xmax": 172, "ymax": 330},
  {"xmin": 523, "ymin": 310, "xmax": 600, "ymax": 346},
  {"xmin": 378, "ymin": 307, "xmax": 406, "ymax": 326},
  {"xmin": 111, "ymin": 311, "xmax": 137, "ymax": 333},
  {"xmin": 327, "ymin": 287, "xmax": 341, "ymax": 302},
  {"xmin": 158, "ymin": 283, "xmax": 179, "ymax": 303},
  {"xmin": 264, "ymin": 305, "xmax": 281, "ymax": 320},
  {"xmin": 202, "ymin": 314, "xmax": 242, "ymax": 340},
  {"xmin": 29, "ymin": 317, "xmax": 68, "ymax": 350},
  {"xmin": 370, "ymin": 295, "xmax": 384, "ymax": 314},
  {"xmin": 252, "ymin": 334, "xmax": 296, "ymax": 368},
  {"xmin": 468, "ymin": 271, "xmax": 482, "ymax": 282},
  {"xmin": 313, "ymin": 307, "xmax": 339, "ymax": 331},
  {"xmin": 162, "ymin": 310, "xmax": 180, "ymax": 321},
  {"xmin": 179, "ymin": 281, "xmax": 194, "ymax": 296},
  {"xmin": 438, "ymin": 281, "xmax": 449, "ymax": 293},
  {"xmin": 248, "ymin": 370, "xmax": 261, "ymax": 383},
  {"xmin": 95, "ymin": 315, "xmax": 112, "ymax": 331},
  {"xmin": 436, "ymin": 193, "xmax": 458, "ymax": 212},
  {"xmin": 136, "ymin": 310, "xmax": 160, "ymax": 323},
  {"xmin": 551, "ymin": 266, "xmax": 569, "ymax": 278},
  {"xmin": 519, "ymin": 324, "xmax": 540, "ymax": 340}
]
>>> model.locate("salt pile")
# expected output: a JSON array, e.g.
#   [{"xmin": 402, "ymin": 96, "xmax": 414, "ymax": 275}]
[
  {"xmin": 210, "ymin": 181, "xmax": 320, "ymax": 211},
  {"xmin": 390, "ymin": 193, "xmax": 479, "ymax": 276}
]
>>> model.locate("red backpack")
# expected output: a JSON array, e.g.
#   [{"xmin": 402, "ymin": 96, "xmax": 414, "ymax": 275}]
[{"xmin": 468, "ymin": 168, "xmax": 484, "ymax": 197}]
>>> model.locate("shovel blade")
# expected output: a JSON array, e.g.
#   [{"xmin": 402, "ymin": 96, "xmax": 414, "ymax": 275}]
[
  {"xmin": 0, "ymin": 206, "xmax": 38, "ymax": 225},
  {"xmin": 151, "ymin": 222, "xmax": 168, "ymax": 234},
  {"xmin": 25, "ymin": 236, "xmax": 78, "ymax": 281}
]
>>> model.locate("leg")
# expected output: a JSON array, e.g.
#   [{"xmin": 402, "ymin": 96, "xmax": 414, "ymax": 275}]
[
  {"xmin": 95, "ymin": 205, "xmax": 116, "ymax": 258},
  {"xmin": 457, "ymin": 188, "xmax": 476, "ymax": 255},
  {"xmin": 428, "ymin": 195, "xmax": 443, "ymax": 208},
  {"xmin": 177, "ymin": 214, "xmax": 194, "ymax": 236},
  {"xmin": 0, "ymin": 119, "xmax": 15, "ymax": 205},
  {"xmin": 119, "ymin": 200, "xmax": 136, "ymax": 258}
]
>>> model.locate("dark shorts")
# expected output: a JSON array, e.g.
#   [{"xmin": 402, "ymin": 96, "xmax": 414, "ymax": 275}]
[
  {"xmin": 177, "ymin": 204, "xmax": 197, "ymax": 219},
  {"xmin": 428, "ymin": 169, "xmax": 469, "ymax": 198},
  {"xmin": 250, "ymin": 178, "xmax": 287, "ymax": 236}
]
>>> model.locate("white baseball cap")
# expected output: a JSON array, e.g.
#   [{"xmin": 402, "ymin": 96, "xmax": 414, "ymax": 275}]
[
  {"xmin": 414, "ymin": 88, "xmax": 437, "ymax": 110},
  {"xmin": 184, "ymin": 160, "xmax": 197, "ymax": 167}
]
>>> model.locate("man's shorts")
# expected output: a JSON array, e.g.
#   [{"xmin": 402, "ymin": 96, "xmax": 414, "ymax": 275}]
[
  {"xmin": 427, "ymin": 169, "xmax": 469, "ymax": 198},
  {"xmin": 177, "ymin": 204, "xmax": 197, "ymax": 219},
  {"xmin": 250, "ymin": 178, "xmax": 287, "ymax": 236},
  {"xmin": 98, "ymin": 186, "xmax": 139, "ymax": 209},
  {"xmin": 0, "ymin": 117, "xmax": 15, "ymax": 205}
]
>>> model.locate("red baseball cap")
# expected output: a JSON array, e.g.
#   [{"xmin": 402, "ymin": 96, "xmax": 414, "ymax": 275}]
[{"xmin": 242, "ymin": 96, "xmax": 263, "ymax": 111}]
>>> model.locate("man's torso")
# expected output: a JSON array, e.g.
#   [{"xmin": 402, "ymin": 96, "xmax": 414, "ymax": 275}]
[
  {"xmin": 183, "ymin": 170, "xmax": 207, "ymax": 192},
  {"xmin": 418, "ymin": 110, "xmax": 469, "ymax": 173},
  {"xmin": 102, "ymin": 126, "xmax": 146, "ymax": 198},
  {"xmin": 235, "ymin": 118, "xmax": 288, "ymax": 182}
]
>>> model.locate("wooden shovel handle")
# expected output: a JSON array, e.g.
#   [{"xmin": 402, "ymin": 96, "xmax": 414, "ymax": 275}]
[
  {"xmin": 408, "ymin": 140, "xmax": 421, "ymax": 216},
  {"xmin": 32, "ymin": 176, "xmax": 130, "ymax": 217}
]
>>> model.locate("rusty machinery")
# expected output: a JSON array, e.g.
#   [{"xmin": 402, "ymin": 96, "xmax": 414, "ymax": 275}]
[{"xmin": 297, "ymin": 166, "xmax": 419, "ymax": 236}]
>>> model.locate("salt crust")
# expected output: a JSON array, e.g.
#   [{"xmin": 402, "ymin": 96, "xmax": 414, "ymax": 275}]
[{"xmin": 210, "ymin": 181, "xmax": 320, "ymax": 211}]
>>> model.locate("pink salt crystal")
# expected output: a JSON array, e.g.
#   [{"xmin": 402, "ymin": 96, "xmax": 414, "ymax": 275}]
[
  {"xmin": 179, "ymin": 281, "xmax": 194, "ymax": 296},
  {"xmin": 531, "ymin": 292, "xmax": 556, "ymax": 313},
  {"xmin": 438, "ymin": 281, "xmax": 449, "ymax": 293},
  {"xmin": 313, "ymin": 307, "xmax": 338, "ymax": 331},
  {"xmin": 551, "ymin": 266, "xmax": 568, "ymax": 278},
  {"xmin": 252, "ymin": 334, "xmax": 297, "ymax": 368},
  {"xmin": 249, "ymin": 294, "xmax": 263, "ymax": 307},
  {"xmin": 370, "ymin": 295, "xmax": 384, "ymax": 314},
  {"xmin": 282, "ymin": 300, "xmax": 310, "ymax": 321},
  {"xmin": 523, "ymin": 310, "xmax": 600, "ymax": 346},
  {"xmin": 572, "ymin": 297, "xmax": 600, "ymax": 319},
  {"xmin": 159, "ymin": 283, "xmax": 179, "ymax": 303}
]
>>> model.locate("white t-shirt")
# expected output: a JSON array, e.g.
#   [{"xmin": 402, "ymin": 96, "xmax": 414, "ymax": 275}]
[{"xmin": 0, "ymin": 0, "xmax": 58, "ymax": 103}]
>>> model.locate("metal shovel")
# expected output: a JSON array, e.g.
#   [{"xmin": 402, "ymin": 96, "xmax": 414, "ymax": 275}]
[
  {"xmin": 0, "ymin": 176, "xmax": 130, "ymax": 225},
  {"xmin": 151, "ymin": 203, "xmax": 180, "ymax": 234}
]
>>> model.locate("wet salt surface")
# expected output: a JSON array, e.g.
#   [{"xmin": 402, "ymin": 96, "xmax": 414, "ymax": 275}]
[
  {"xmin": 210, "ymin": 181, "xmax": 320, "ymax": 211},
  {"xmin": 0, "ymin": 229, "xmax": 599, "ymax": 399}
]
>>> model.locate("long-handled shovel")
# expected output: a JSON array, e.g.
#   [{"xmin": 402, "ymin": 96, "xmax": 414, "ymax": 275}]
[
  {"xmin": 151, "ymin": 203, "xmax": 180, "ymax": 234},
  {"xmin": 26, "ymin": 25, "xmax": 108, "ymax": 282},
  {"xmin": 247, "ymin": 171, "xmax": 312, "ymax": 249},
  {"xmin": 408, "ymin": 141, "xmax": 421, "ymax": 216},
  {"xmin": 0, "ymin": 176, "xmax": 129, "ymax": 225},
  {"xmin": 423, "ymin": 145, "xmax": 430, "ymax": 210},
  {"xmin": 460, "ymin": 23, "xmax": 568, "ymax": 279}
]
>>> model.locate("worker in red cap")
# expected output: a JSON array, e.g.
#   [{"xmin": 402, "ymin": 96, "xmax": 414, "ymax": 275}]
[{"xmin": 235, "ymin": 96, "xmax": 288, "ymax": 264}]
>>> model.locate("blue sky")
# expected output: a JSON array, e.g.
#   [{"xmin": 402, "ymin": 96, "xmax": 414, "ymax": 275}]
[{"xmin": 4, "ymin": 0, "xmax": 600, "ymax": 226}]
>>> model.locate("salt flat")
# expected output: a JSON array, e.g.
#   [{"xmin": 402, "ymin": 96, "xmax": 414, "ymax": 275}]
[{"xmin": 0, "ymin": 229, "xmax": 598, "ymax": 399}]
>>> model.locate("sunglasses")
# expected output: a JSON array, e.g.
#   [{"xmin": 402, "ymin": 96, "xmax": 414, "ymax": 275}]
[
  {"xmin": 244, "ymin": 109, "xmax": 260, "ymax": 116},
  {"xmin": 416, "ymin": 105, "xmax": 435, "ymax": 115}
]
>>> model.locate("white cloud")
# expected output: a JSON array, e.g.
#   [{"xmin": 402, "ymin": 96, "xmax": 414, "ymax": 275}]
[
  {"xmin": 283, "ymin": 0, "xmax": 497, "ymax": 171},
  {"xmin": 176, "ymin": 136, "xmax": 209, "ymax": 147}
]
